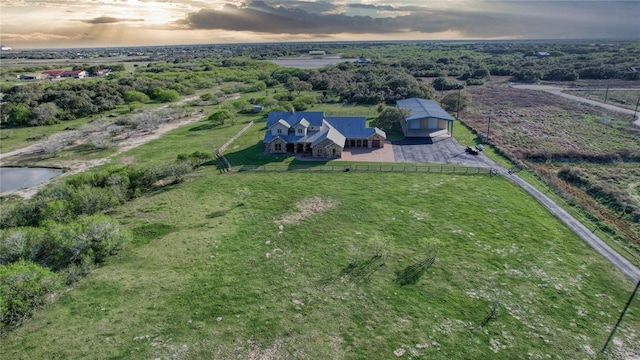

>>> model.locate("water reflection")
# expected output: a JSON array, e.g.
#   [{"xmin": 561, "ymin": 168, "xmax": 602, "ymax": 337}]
[{"xmin": 0, "ymin": 167, "xmax": 64, "ymax": 192}]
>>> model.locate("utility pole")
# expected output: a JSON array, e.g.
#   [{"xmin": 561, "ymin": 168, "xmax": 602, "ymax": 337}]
[
  {"xmin": 602, "ymin": 279, "xmax": 640, "ymax": 353},
  {"xmin": 486, "ymin": 112, "xmax": 492, "ymax": 143},
  {"xmin": 634, "ymin": 96, "xmax": 639, "ymax": 122},
  {"xmin": 604, "ymin": 85, "xmax": 610, "ymax": 103}
]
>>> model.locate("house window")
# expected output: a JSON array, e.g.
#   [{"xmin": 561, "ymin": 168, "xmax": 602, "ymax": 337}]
[
  {"xmin": 277, "ymin": 129, "xmax": 282, "ymax": 134},
  {"xmin": 274, "ymin": 143, "xmax": 282, "ymax": 151},
  {"xmin": 297, "ymin": 128, "xmax": 303, "ymax": 134}
]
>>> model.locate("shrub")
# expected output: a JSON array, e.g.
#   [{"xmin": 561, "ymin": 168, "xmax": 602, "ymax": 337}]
[
  {"xmin": 123, "ymin": 90, "xmax": 150, "ymax": 103},
  {"xmin": 0, "ymin": 260, "xmax": 61, "ymax": 331},
  {"xmin": 151, "ymin": 88, "xmax": 180, "ymax": 103}
]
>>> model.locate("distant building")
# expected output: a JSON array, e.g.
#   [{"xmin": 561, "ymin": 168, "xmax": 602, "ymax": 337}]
[
  {"xmin": 0, "ymin": 45, "xmax": 12, "ymax": 51},
  {"xmin": 309, "ymin": 50, "xmax": 326, "ymax": 56},
  {"xmin": 18, "ymin": 74, "xmax": 47, "ymax": 80},
  {"xmin": 354, "ymin": 57, "xmax": 372, "ymax": 64},
  {"xmin": 42, "ymin": 70, "xmax": 88, "ymax": 79},
  {"xmin": 535, "ymin": 51, "xmax": 550, "ymax": 57}
]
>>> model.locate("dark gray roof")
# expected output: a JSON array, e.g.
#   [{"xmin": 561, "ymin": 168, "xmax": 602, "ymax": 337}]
[{"xmin": 397, "ymin": 98, "xmax": 454, "ymax": 122}]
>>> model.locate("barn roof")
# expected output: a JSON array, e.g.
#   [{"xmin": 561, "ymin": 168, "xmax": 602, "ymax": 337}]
[{"xmin": 397, "ymin": 98, "xmax": 454, "ymax": 122}]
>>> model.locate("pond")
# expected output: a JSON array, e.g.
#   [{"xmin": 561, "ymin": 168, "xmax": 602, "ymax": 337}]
[{"xmin": 0, "ymin": 167, "xmax": 64, "ymax": 193}]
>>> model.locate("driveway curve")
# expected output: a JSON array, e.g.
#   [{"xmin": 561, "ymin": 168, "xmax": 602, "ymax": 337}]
[
  {"xmin": 504, "ymin": 171, "xmax": 640, "ymax": 281},
  {"xmin": 511, "ymin": 84, "xmax": 640, "ymax": 126}
]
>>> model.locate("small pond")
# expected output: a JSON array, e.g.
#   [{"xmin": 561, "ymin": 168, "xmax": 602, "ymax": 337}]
[{"xmin": 0, "ymin": 167, "xmax": 64, "ymax": 193}]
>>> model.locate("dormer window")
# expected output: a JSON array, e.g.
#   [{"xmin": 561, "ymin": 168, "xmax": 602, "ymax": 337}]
[
  {"xmin": 297, "ymin": 128, "xmax": 303, "ymax": 134},
  {"xmin": 277, "ymin": 129, "xmax": 282, "ymax": 134}
]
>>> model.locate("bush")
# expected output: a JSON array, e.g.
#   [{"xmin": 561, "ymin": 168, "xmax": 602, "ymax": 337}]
[
  {"xmin": 151, "ymin": 88, "xmax": 180, "ymax": 103},
  {"xmin": 123, "ymin": 90, "xmax": 150, "ymax": 103},
  {"xmin": 0, "ymin": 260, "xmax": 61, "ymax": 331},
  {"xmin": 177, "ymin": 151, "xmax": 214, "ymax": 169}
]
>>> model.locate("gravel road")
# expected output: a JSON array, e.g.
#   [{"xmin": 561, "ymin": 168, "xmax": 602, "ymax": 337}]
[{"xmin": 511, "ymin": 84, "xmax": 640, "ymax": 126}]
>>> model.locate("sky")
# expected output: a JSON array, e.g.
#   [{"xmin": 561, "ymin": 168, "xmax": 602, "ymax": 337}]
[{"xmin": 1, "ymin": 0, "xmax": 639, "ymax": 49}]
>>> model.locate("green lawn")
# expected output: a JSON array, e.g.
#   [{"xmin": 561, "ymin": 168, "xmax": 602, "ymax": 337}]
[{"xmin": 2, "ymin": 167, "xmax": 638, "ymax": 359}]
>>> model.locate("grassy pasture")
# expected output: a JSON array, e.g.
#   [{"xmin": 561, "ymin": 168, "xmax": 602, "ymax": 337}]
[
  {"xmin": 462, "ymin": 84, "xmax": 640, "ymax": 253},
  {"xmin": 1, "ymin": 167, "xmax": 638, "ymax": 359}
]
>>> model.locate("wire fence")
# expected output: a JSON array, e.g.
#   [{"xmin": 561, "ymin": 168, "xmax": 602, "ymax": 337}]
[{"xmin": 237, "ymin": 164, "xmax": 494, "ymax": 174}]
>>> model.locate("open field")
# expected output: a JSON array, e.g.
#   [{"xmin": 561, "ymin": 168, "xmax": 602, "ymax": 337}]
[
  {"xmin": 461, "ymin": 83, "xmax": 640, "ymax": 254},
  {"xmin": 2, "ymin": 42, "xmax": 640, "ymax": 359},
  {"xmin": 564, "ymin": 90, "xmax": 640, "ymax": 111},
  {"xmin": 2, "ymin": 167, "xmax": 639, "ymax": 359}
]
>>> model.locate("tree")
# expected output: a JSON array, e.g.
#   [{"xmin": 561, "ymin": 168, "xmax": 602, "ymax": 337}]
[
  {"xmin": 30, "ymin": 103, "xmax": 59, "ymax": 126},
  {"xmin": 7, "ymin": 104, "xmax": 31, "ymax": 125},
  {"xmin": 371, "ymin": 107, "xmax": 408, "ymax": 135},
  {"xmin": 440, "ymin": 91, "xmax": 472, "ymax": 113},
  {"xmin": 207, "ymin": 109, "xmax": 232, "ymax": 125},
  {"xmin": 290, "ymin": 80, "xmax": 312, "ymax": 96}
]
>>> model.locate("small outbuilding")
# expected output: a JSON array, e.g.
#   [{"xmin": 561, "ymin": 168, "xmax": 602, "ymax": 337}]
[{"xmin": 397, "ymin": 98, "xmax": 454, "ymax": 138}]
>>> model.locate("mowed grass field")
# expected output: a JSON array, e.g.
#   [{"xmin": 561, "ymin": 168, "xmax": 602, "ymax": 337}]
[{"xmin": 2, "ymin": 166, "xmax": 639, "ymax": 358}]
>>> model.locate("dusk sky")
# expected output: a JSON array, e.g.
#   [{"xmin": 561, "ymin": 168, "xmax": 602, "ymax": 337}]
[{"xmin": 1, "ymin": 0, "xmax": 639, "ymax": 49}]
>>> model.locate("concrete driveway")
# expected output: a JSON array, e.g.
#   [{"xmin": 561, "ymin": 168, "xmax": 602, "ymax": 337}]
[{"xmin": 392, "ymin": 137, "xmax": 500, "ymax": 169}]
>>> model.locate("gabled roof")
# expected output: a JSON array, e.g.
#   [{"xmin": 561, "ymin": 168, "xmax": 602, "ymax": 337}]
[
  {"xmin": 296, "ymin": 118, "xmax": 310, "ymax": 128},
  {"xmin": 325, "ymin": 116, "xmax": 386, "ymax": 139},
  {"xmin": 311, "ymin": 121, "xmax": 345, "ymax": 148},
  {"xmin": 397, "ymin": 98, "xmax": 454, "ymax": 122},
  {"xmin": 269, "ymin": 118, "xmax": 291, "ymax": 129},
  {"xmin": 266, "ymin": 112, "xmax": 324, "ymax": 128}
]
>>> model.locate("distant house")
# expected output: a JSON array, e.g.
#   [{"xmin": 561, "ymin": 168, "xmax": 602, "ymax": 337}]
[
  {"xmin": 264, "ymin": 111, "xmax": 386, "ymax": 158},
  {"xmin": 397, "ymin": 98, "xmax": 455, "ymax": 138},
  {"xmin": 42, "ymin": 70, "xmax": 87, "ymax": 79},
  {"xmin": 309, "ymin": 50, "xmax": 326, "ymax": 56},
  {"xmin": 96, "ymin": 69, "xmax": 112, "ymax": 76},
  {"xmin": 18, "ymin": 73, "xmax": 47, "ymax": 80},
  {"xmin": 535, "ymin": 51, "xmax": 550, "ymax": 57},
  {"xmin": 0, "ymin": 45, "xmax": 12, "ymax": 51}
]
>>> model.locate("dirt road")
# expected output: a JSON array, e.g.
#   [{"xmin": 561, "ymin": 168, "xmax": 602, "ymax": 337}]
[{"xmin": 511, "ymin": 84, "xmax": 640, "ymax": 126}]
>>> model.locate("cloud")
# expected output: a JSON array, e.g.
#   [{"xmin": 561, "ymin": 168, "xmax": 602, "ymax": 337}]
[
  {"xmin": 82, "ymin": 16, "xmax": 144, "ymax": 24},
  {"xmin": 181, "ymin": 0, "xmax": 640, "ymax": 39}
]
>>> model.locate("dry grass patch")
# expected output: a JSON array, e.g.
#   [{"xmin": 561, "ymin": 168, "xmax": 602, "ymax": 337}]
[{"xmin": 275, "ymin": 196, "xmax": 338, "ymax": 225}]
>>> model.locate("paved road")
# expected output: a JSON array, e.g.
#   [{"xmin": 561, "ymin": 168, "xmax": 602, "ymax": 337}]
[{"xmin": 511, "ymin": 84, "xmax": 640, "ymax": 126}]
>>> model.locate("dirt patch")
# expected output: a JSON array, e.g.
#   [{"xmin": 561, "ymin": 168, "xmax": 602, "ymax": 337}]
[{"xmin": 275, "ymin": 196, "xmax": 338, "ymax": 225}]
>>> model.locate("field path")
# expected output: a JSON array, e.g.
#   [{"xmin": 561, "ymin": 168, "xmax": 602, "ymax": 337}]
[
  {"xmin": 503, "ymin": 170, "xmax": 640, "ymax": 282},
  {"xmin": 511, "ymin": 84, "xmax": 640, "ymax": 126}
]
